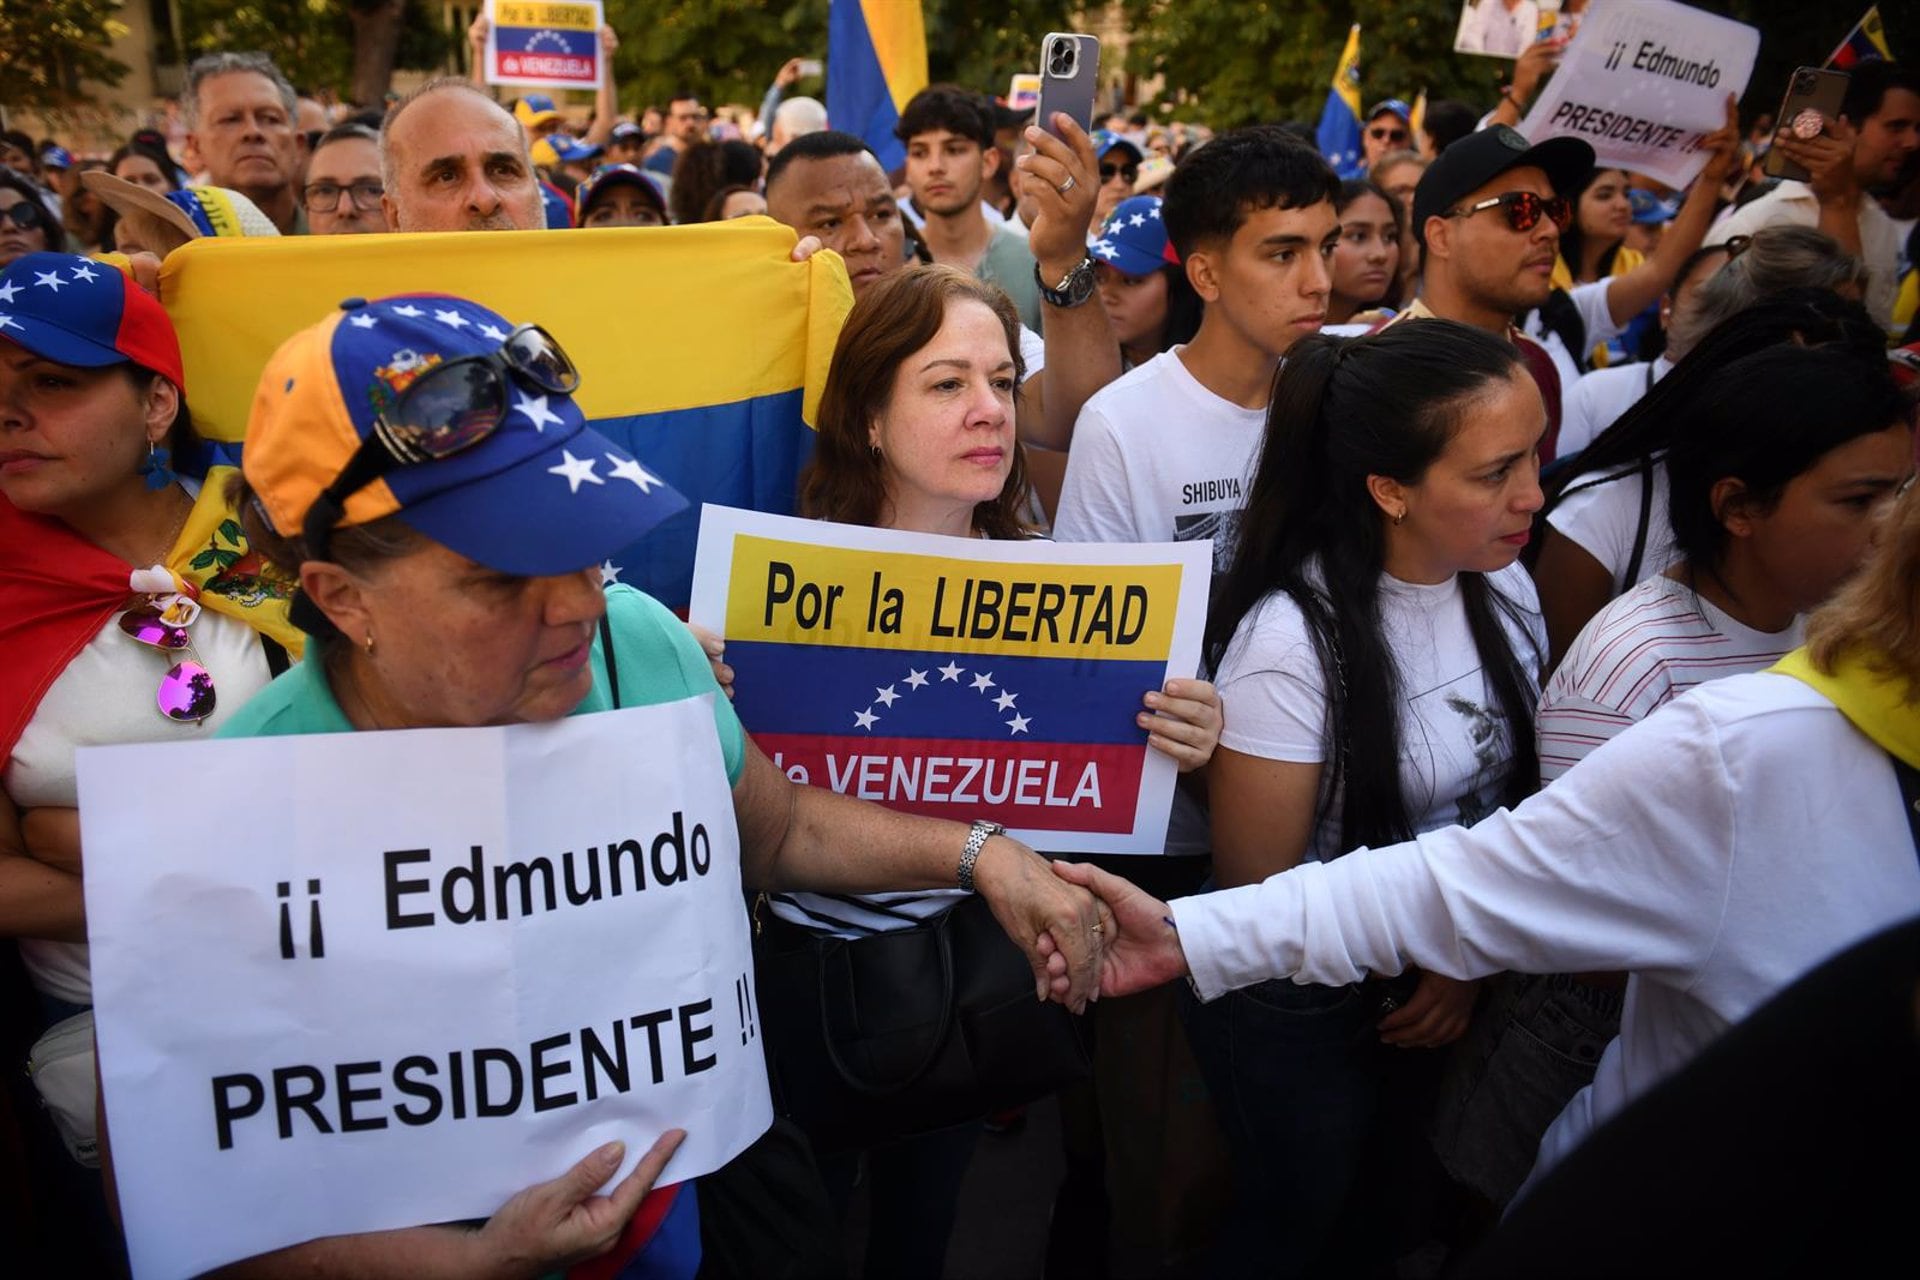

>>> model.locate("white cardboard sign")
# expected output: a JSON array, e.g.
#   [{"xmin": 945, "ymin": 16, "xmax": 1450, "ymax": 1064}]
[
  {"xmin": 1520, "ymin": 0, "xmax": 1759, "ymax": 188},
  {"xmin": 79, "ymin": 698, "xmax": 769, "ymax": 1279}
]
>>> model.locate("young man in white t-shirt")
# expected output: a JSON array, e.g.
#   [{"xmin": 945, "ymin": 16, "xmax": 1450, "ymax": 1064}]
[{"xmin": 1054, "ymin": 127, "xmax": 1342, "ymax": 573}]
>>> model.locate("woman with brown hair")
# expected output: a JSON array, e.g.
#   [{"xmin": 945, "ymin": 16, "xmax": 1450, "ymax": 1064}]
[{"xmin": 755, "ymin": 264, "xmax": 1221, "ymax": 1278}]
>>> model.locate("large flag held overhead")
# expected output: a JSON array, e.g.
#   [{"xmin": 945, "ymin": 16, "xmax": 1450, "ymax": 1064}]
[
  {"xmin": 159, "ymin": 221, "xmax": 852, "ymax": 611},
  {"xmin": 827, "ymin": 0, "xmax": 929, "ymax": 173},
  {"xmin": 1826, "ymin": 6, "xmax": 1892, "ymax": 70},
  {"xmin": 1316, "ymin": 24, "xmax": 1365, "ymax": 179}
]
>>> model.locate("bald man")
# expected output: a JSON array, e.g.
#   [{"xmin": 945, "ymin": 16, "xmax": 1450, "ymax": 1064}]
[{"xmin": 379, "ymin": 78, "xmax": 543, "ymax": 233}]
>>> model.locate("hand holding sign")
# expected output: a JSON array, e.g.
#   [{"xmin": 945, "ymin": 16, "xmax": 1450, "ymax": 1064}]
[{"xmin": 477, "ymin": 1131, "xmax": 686, "ymax": 1275}]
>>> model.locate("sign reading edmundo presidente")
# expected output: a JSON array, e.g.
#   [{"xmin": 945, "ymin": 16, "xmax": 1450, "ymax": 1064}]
[
  {"xmin": 689, "ymin": 505, "xmax": 1212, "ymax": 854},
  {"xmin": 78, "ymin": 699, "xmax": 768, "ymax": 1279},
  {"xmin": 1520, "ymin": 0, "xmax": 1758, "ymax": 188}
]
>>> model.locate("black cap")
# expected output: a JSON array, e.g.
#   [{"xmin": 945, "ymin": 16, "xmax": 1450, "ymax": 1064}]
[{"xmin": 1410, "ymin": 125, "xmax": 1593, "ymax": 248}]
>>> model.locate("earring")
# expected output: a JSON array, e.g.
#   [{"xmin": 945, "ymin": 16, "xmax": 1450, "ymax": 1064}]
[
  {"xmin": 138, "ymin": 441, "xmax": 175, "ymax": 491},
  {"xmin": 362, "ymin": 632, "xmax": 376, "ymax": 656},
  {"xmin": 1392, "ymin": 510, "xmax": 1405, "ymax": 526}
]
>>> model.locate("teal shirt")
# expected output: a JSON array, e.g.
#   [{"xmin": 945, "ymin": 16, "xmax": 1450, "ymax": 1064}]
[
  {"xmin": 217, "ymin": 585, "xmax": 747, "ymax": 786},
  {"xmin": 980, "ymin": 225, "xmax": 1043, "ymax": 334}
]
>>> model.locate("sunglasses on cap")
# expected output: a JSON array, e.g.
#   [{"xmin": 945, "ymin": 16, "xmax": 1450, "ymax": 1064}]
[
  {"xmin": 121, "ymin": 602, "xmax": 218, "ymax": 723},
  {"xmin": 0, "ymin": 202, "xmax": 48, "ymax": 232},
  {"xmin": 302, "ymin": 323, "xmax": 581, "ymax": 561},
  {"xmin": 1446, "ymin": 190, "xmax": 1571, "ymax": 234}
]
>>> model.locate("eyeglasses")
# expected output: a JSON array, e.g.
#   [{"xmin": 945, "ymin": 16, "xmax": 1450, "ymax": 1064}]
[
  {"xmin": 302, "ymin": 179, "xmax": 384, "ymax": 213},
  {"xmin": 1100, "ymin": 162, "xmax": 1139, "ymax": 184},
  {"xmin": 121, "ymin": 605, "xmax": 217, "ymax": 723},
  {"xmin": 302, "ymin": 324, "xmax": 581, "ymax": 560},
  {"xmin": 1446, "ymin": 190, "xmax": 1571, "ymax": 234},
  {"xmin": 1367, "ymin": 127, "xmax": 1408, "ymax": 142},
  {"xmin": 0, "ymin": 202, "xmax": 47, "ymax": 231}
]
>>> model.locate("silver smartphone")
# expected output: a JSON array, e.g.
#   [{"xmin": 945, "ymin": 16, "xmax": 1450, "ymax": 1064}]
[{"xmin": 1036, "ymin": 32, "xmax": 1100, "ymax": 138}]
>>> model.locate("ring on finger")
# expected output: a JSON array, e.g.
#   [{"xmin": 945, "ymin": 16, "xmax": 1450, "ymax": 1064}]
[{"xmin": 1057, "ymin": 175, "xmax": 1076, "ymax": 195}]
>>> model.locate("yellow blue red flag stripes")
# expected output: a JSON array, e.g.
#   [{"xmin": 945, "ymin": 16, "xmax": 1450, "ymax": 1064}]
[
  {"xmin": 1317, "ymin": 24, "xmax": 1364, "ymax": 179},
  {"xmin": 827, "ymin": 0, "xmax": 928, "ymax": 172},
  {"xmin": 690, "ymin": 508, "xmax": 1212, "ymax": 854},
  {"xmin": 1827, "ymin": 7, "xmax": 1892, "ymax": 70},
  {"xmin": 157, "ymin": 220, "xmax": 851, "ymax": 610}
]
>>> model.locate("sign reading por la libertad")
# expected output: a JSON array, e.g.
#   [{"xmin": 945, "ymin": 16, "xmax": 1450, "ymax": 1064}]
[
  {"xmin": 78, "ymin": 699, "xmax": 769, "ymax": 1280},
  {"xmin": 689, "ymin": 506, "xmax": 1212, "ymax": 854}
]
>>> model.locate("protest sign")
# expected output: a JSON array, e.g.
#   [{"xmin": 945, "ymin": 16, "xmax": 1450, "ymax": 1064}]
[
  {"xmin": 79, "ymin": 700, "xmax": 769, "ymax": 1279},
  {"xmin": 484, "ymin": 0, "xmax": 603, "ymax": 88},
  {"xmin": 1519, "ymin": 0, "xmax": 1758, "ymax": 188},
  {"xmin": 689, "ymin": 506, "xmax": 1212, "ymax": 854},
  {"xmin": 1008, "ymin": 73, "xmax": 1042, "ymax": 112}
]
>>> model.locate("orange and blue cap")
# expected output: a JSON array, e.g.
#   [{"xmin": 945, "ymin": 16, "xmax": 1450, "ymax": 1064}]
[
  {"xmin": 514, "ymin": 94, "xmax": 563, "ymax": 129},
  {"xmin": 243, "ymin": 293, "xmax": 685, "ymax": 576}
]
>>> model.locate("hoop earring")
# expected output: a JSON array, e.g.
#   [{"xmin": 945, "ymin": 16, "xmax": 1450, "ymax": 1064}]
[{"xmin": 138, "ymin": 441, "xmax": 175, "ymax": 491}]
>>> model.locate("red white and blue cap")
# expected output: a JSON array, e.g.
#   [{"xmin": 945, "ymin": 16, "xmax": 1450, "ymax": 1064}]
[
  {"xmin": 0, "ymin": 251, "xmax": 185, "ymax": 391},
  {"xmin": 244, "ymin": 293, "xmax": 685, "ymax": 577},
  {"xmin": 1090, "ymin": 195, "xmax": 1173, "ymax": 277}
]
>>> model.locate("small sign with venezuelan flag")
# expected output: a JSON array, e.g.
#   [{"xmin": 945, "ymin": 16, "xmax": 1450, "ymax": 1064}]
[
  {"xmin": 484, "ymin": 0, "xmax": 602, "ymax": 87},
  {"xmin": 690, "ymin": 507, "xmax": 1211, "ymax": 854}
]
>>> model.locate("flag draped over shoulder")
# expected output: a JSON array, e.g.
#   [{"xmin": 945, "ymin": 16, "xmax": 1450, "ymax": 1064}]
[
  {"xmin": 1827, "ymin": 7, "xmax": 1892, "ymax": 70},
  {"xmin": 159, "ymin": 220, "xmax": 852, "ymax": 611},
  {"xmin": 1316, "ymin": 25, "xmax": 1365, "ymax": 180},
  {"xmin": 827, "ymin": 0, "xmax": 928, "ymax": 173}
]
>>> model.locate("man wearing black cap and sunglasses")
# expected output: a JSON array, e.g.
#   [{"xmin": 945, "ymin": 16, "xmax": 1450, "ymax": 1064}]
[{"xmin": 1394, "ymin": 125, "xmax": 1593, "ymax": 460}]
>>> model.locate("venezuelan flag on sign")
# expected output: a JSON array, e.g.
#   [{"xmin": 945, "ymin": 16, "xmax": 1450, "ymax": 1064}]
[
  {"xmin": 158, "ymin": 220, "xmax": 851, "ymax": 610},
  {"xmin": 692, "ymin": 509, "xmax": 1211, "ymax": 852},
  {"xmin": 827, "ymin": 0, "xmax": 928, "ymax": 173},
  {"xmin": 1826, "ymin": 6, "xmax": 1892, "ymax": 70},
  {"xmin": 1316, "ymin": 25, "xmax": 1365, "ymax": 180}
]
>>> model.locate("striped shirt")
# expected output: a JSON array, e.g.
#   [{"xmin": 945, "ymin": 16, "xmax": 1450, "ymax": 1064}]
[{"xmin": 1537, "ymin": 573, "xmax": 1803, "ymax": 783}]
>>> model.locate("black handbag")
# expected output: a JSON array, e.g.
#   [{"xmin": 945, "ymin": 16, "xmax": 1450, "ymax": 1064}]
[{"xmin": 753, "ymin": 891, "xmax": 1090, "ymax": 1154}]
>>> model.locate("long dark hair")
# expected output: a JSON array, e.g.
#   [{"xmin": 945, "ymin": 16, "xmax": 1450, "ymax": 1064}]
[
  {"xmin": 0, "ymin": 169, "xmax": 66, "ymax": 254},
  {"xmin": 1666, "ymin": 345, "xmax": 1910, "ymax": 578},
  {"xmin": 1544, "ymin": 290, "xmax": 1886, "ymax": 516},
  {"xmin": 1558, "ymin": 166, "xmax": 1628, "ymax": 285},
  {"xmin": 1206, "ymin": 321, "xmax": 1544, "ymax": 850}
]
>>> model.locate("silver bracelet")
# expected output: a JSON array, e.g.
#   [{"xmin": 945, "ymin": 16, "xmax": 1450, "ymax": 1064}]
[{"xmin": 958, "ymin": 819, "xmax": 1004, "ymax": 891}]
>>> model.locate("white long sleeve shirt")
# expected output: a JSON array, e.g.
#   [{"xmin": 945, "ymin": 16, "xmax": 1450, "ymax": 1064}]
[{"xmin": 1171, "ymin": 671, "xmax": 1920, "ymax": 1180}]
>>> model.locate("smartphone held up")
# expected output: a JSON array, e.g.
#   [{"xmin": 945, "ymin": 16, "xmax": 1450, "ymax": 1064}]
[{"xmin": 1037, "ymin": 32, "xmax": 1100, "ymax": 139}]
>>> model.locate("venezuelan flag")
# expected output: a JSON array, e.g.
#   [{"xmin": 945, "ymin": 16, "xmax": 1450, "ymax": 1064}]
[
  {"xmin": 695, "ymin": 511, "xmax": 1209, "ymax": 850},
  {"xmin": 1827, "ymin": 6, "xmax": 1892, "ymax": 70},
  {"xmin": 157, "ymin": 220, "xmax": 851, "ymax": 611},
  {"xmin": 1316, "ymin": 24, "xmax": 1364, "ymax": 180},
  {"xmin": 827, "ymin": 0, "xmax": 928, "ymax": 173}
]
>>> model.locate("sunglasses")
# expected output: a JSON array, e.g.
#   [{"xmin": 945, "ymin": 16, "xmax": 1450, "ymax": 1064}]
[
  {"xmin": 0, "ymin": 202, "xmax": 47, "ymax": 231},
  {"xmin": 1446, "ymin": 190, "xmax": 1571, "ymax": 233},
  {"xmin": 121, "ymin": 605, "xmax": 217, "ymax": 723},
  {"xmin": 1100, "ymin": 162, "xmax": 1139, "ymax": 184},
  {"xmin": 302, "ymin": 324, "xmax": 581, "ymax": 561},
  {"xmin": 1367, "ymin": 127, "xmax": 1408, "ymax": 142},
  {"xmin": 303, "ymin": 179, "xmax": 384, "ymax": 212}
]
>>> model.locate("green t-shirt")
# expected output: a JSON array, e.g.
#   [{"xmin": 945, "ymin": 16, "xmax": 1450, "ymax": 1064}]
[
  {"xmin": 217, "ymin": 585, "xmax": 747, "ymax": 786},
  {"xmin": 980, "ymin": 224, "xmax": 1043, "ymax": 334}
]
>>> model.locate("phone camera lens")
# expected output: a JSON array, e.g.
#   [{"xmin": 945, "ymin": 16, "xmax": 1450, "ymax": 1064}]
[{"xmin": 1048, "ymin": 40, "xmax": 1076, "ymax": 78}]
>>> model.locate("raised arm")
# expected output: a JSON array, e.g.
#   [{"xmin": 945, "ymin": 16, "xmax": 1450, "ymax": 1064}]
[
  {"xmin": 582, "ymin": 26, "xmax": 619, "ymax": 149},
  {"xmin": 1601, "ymin": 95, "xmax": 1741, "ymax": 327}
]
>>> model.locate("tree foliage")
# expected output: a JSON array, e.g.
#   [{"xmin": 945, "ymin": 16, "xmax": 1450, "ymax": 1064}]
[
  {"xmin": 0, "ymin": 0, "xmax": 132, "ymax": 112},
  {"xmin": 171, "ymin": 0, "xmax": 453, "ymax": 101}
]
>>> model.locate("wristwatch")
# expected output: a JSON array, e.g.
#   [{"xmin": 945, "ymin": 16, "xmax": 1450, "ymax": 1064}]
[
  {"xmin": 1034, "ymin": 257, "xmax": 1097, "ymax": 309},
  {"xmin": 958, "ymin": 819, "xmax": 1005, "ymax": 892}
]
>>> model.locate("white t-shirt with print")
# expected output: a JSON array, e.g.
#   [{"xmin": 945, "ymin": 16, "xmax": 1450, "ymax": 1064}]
[
  {"xmin": 1537, "ymin": 572, "xmax": 1803, "ymax": 782},
  {"xmin": 1052, "ymin": 346, "xmax": 1266, "ymax": 578},
  {"xmin": 1212, "ymin": 563, "xmax": 1546, "ymax": 860},
  {"xmin": 1547, "ymin": 461, "xmax": 1678, "ymax": 592}
]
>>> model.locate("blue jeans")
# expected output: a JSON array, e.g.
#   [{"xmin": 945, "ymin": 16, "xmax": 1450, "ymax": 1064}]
[{"xmin": 1181, "ymin": 977, "xmax": 1407, "ymax": 1278}]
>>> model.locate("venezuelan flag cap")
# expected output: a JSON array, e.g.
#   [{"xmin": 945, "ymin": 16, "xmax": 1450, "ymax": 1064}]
[
  {"xmin": 244, "ymin": 293, "xmax": 687, "ymax": 577},
  {"xmin": 514, "ymin": 94, "xmax": 562, "ymax": 129},
  {"xmin": 0, "ymin": 251, "xmax": 184, "ymax": 392},
  {"xmin": 1091, "ymin": 195, "xmax": 1172, "ymax": 276}
]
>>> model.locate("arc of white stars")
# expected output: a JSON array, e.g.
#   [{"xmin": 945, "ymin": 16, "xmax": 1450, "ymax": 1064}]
[
  {"xmin": 853, "ymin": 708, "xmax": 878, "ymax": 730},
  {"xmin": 547, "ymin": 449, "xmax": 602, "ymax": 492},
  {"xmin": 937, "ymin": 661, "xmax": 963, "ymax": 682},
  {"xmin": 513, "ymin": 391, "xmax": 564, "ymax": 432},
  {"xmin": 607, "ymin": 455, "xmax": 661, "ymax": 492},
  {"xmin": 874, "ymin": 684, "xmax": 899, "ymax": 707},
  {"xmin": 32, "ymin": 271, "xmax": 65, "ymax": 292},
  {"xmin": 1006, "ymin": 713, "xmax": 1031, "ymax": 735},
  {"xmin": 904, "ymin": 669, "xmax": 928, "ymax": 689},
  {"xmin": 432, "ymin": 308, "xmax": 471, "ymax": 330},
  {"xmin": 970, "ymin": 672, "xmax": 995, "ymax": 692}
]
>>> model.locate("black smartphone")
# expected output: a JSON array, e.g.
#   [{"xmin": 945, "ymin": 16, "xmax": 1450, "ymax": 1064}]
[
  {"xmin": 1763, "ymin": 66, "xmax": 1850, "ymax": 182},
  {"xmin": 1036, "ymin": 32, "xmax": 1100, "ymax": 139}
]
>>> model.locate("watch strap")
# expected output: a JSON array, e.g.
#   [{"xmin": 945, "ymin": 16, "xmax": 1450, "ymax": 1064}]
[
  {"xmin": 958, "ymin": 819, "xmax": 1004, "ymax": 891},
  {"xmin": 1034, "ymin": 257, "xmax": 1097, "ymax": 309}
]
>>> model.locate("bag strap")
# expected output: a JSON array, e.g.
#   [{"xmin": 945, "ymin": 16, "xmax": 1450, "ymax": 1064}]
[
  {"xmin": 1888, "ymin": 753, "xmax": 1920, "ymax": 864},
  {"xmin": 260, "ymin": 634, "xmax": 291, "ymax": 678},
  {"xmin": 599, "ymin": 613, "xmax": 620, "ymax": 709},
  {"xmin": 1623, "ymin": 454, "xmax": 1655, "ymax": 591},
  {"xmin": 818, "ymin": 908, "xmax": 959, "ymax": 1095}
]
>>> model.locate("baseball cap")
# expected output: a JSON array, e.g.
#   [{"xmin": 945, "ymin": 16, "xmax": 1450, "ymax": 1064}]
[
  {"xmin": 538, "ymin": 179, "xmax": 575, "ymax": 230},
  {"xmin": 574, "ymin": 164, "xmax": 668, "ymax": 222},
  {"xmin": 1091, "ymin": 130, "xmax": 1143, "ymax": 164},
  {"xmin": 1410, "ymin": 125, "xmax": 1593, "ymax": 247},
  {"xmin": 1628, "ymin": 187, "xmax": 1680, "ymax": 225},
  {"xmin": 513, "ymin": 94, "xmax": 562, "ymax": 130},
  {"xmin": 531, "ymin": 135, "xmax": 603, "ymax": 168},
  {"xmin": 610, "ymin": 121, "xmax": 646, "ymax": 144},
  {"xmin": 39, "ymin": 145, "xmax": 73, "ymax": 171},
  {"xmin": 243, "ymin": 294, "xmax": 686, "ymax": 577},
  {"xmin": 0, "ymin": 251, "xmax": 185, "ymax": 391},
  {"xmin": 1366, "ymin": 99, "xmax": 1412, "ymax": 125},
  {"xmin": 1090, "ymin": 195, "xmax": 1174, "ymax": 276}
]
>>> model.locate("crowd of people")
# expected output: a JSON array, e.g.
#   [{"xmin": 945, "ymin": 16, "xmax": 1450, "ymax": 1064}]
[{"xmin": 3, "ymin": 24, "xmax": 1920, "ymax": 1280}]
